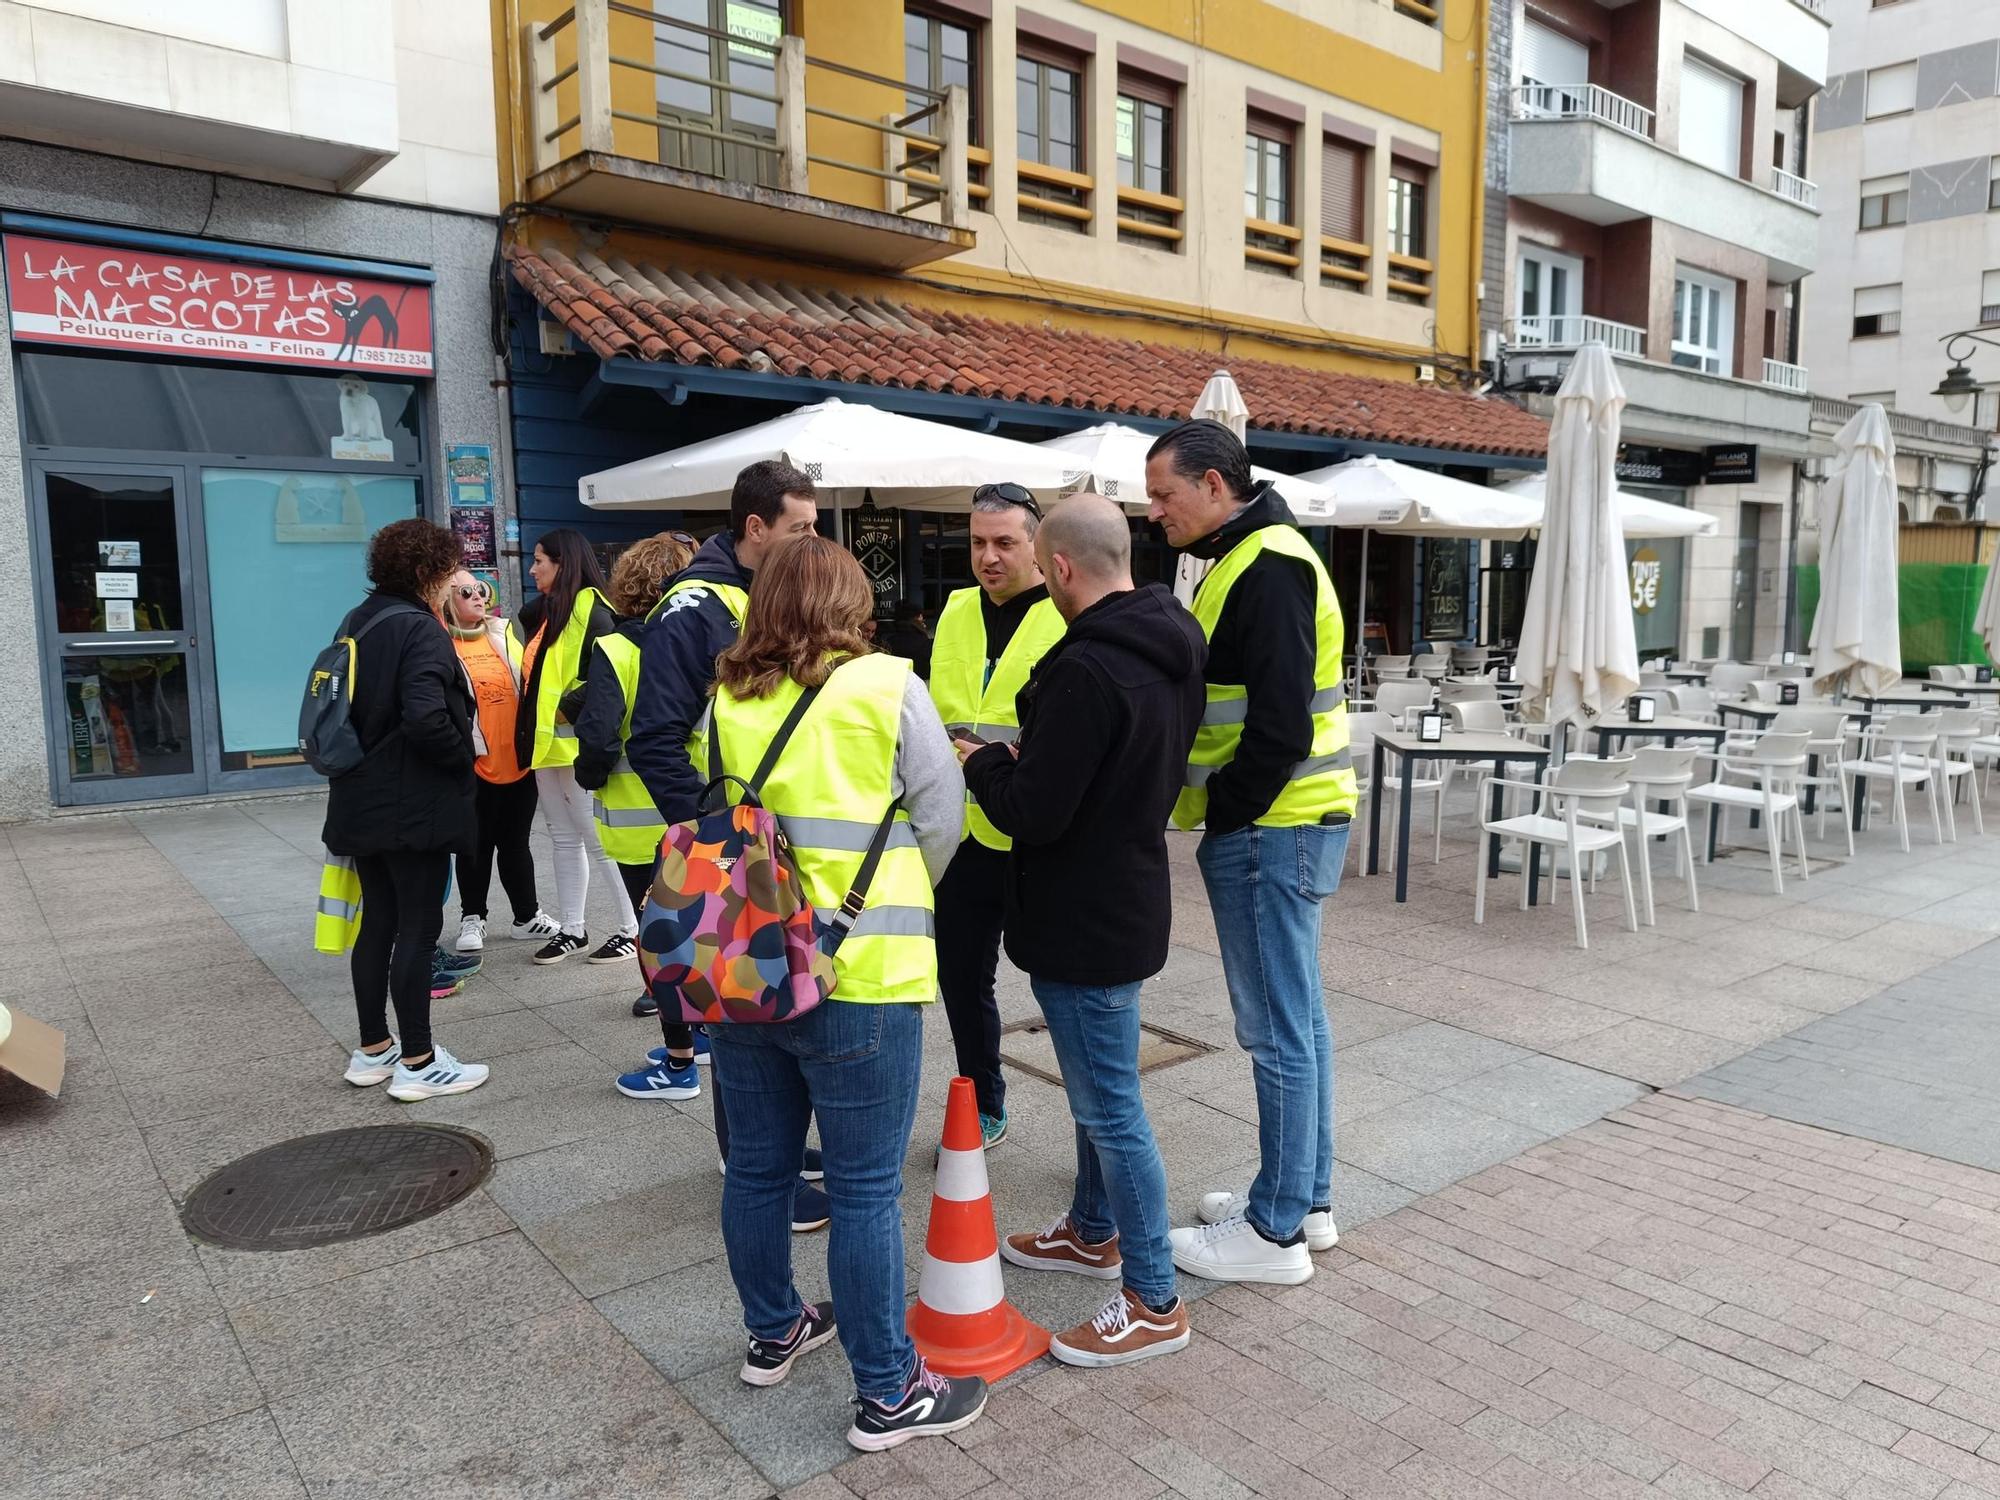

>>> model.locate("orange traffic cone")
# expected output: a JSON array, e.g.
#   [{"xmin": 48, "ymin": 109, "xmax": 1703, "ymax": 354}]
[{"xmin": 907, "ymin": 1076, "xmax": 1050, "ymax": 1380}]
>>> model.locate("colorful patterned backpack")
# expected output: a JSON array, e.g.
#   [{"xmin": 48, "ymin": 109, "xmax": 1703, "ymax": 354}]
[{"xmin": 638, "ymin": 684, "xmax": 897, "ymax": 1025}]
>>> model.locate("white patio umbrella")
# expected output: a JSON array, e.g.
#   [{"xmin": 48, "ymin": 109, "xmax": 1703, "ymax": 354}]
[
  {"xmin": 1294, "ymin": 455, "xmax": 1541, "ymax": 681},
  {"xmin": 1173, "ymin": 371, "xmax": 1254, "ymax": 602},
  {"xmin": 1039, "ymin": 422, "xmax": 1337, "ymax": 521},
  {"xmin": 1498, "ymin": 474, "xmax": 1720, "ymax": 540},
  {"xmin": 576, "ymin": 398, "xmax": 1089, "ymax": 531},
  {"xmin": 1513, "ymin": 343, "xmax": 1639, "ymax": 727},
  {"xmin": 1809, "ymin": 403, "xmax": 1902, "ymax": 697},
  {"xmin": 1975, "ymin": 539, "xmax": 2000, "ymax": 665}
]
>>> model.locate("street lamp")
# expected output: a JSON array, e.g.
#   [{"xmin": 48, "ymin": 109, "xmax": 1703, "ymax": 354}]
[{"xmin": 1931, "ymin": 330, "xmax": 2000, "ymax": 415}]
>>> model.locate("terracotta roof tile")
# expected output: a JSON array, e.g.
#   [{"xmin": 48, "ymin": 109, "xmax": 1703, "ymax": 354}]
[{"xmin": 507, "ymin": 245, "xmax": 1548, "ymax": 459}]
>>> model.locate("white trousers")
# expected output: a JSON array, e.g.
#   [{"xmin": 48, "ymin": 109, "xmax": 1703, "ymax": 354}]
[{"xmin": 534, "ymin": 766, "xmax": 635, "ymax": 938}]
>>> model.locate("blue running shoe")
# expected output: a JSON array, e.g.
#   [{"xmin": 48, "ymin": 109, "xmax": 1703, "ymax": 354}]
[{"xmin": 616, "ymin": 1060, "xmax": 701, "ymax": 1101}]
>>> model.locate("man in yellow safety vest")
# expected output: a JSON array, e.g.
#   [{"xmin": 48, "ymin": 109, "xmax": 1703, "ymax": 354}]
[
  {"xmin": 1144, "ymin": 421, "xmax": 1357, "ymax": 1287},
  {"xmin": 928, "ymin": 482, "xmax": 1067, "ymax": 1147}
]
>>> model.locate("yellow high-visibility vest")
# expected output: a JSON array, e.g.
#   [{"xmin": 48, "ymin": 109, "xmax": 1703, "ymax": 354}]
[
  {"xmin": 1173, "ymin": 524, "xmax": 1357, "ymax": 831},
  {"xmin": 589, "ymin": 633, "xmax": 667, "ymax": 865},
  {"xmin": 703, "ymin": 654, "xmax": 935, "ymax": 1003},
  {"xmin": 525, "ymin": 586, "xmax": 609, "ymax": 770},
  {"xmin": 928, "ymin": 587, "xmax": 1065, "ymax": 850},
  {"xmin": 314, "ymin": 854, "xmax": 362, "ymax": 955},
  {"xmin": 648, "ymin": 577, "xmax": 749, "ymax": 626}
]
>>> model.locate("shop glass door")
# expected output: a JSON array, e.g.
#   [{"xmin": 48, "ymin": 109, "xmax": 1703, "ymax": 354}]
[{"xmin": 33, "ymin": 464, "xmax": 209, "ymax": 803}]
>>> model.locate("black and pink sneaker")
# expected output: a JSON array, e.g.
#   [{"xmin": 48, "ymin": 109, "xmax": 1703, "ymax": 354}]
[
  {"xmin": 846, "ymin": 1358, "xmax": 988, "ymax": 1451},
  {"xmin": 739, "ymin": 1302, "xmax": 838, "ymax": 1387}
]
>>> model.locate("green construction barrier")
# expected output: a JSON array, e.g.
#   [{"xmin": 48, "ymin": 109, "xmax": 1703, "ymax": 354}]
[{"xmin": 1793, "ymin": 563, "xmax": 1993, "ymax": 672}]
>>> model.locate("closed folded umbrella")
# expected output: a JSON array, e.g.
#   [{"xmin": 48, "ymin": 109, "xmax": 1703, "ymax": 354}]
[
  {"xmin": 1809, "ymin": 404, "xmax": 1901, "ymax": 697},
  {"xmin": 1975, "ymin": 539, "xmax": 2000, "ymax": 665},
  {"xmin": 1514, "ymin": 344, "xmax": 1639, "ymax": 726},
  {"xmin": 1175, "ymin": 371, "xmax": 1254, "ymax": 602}
]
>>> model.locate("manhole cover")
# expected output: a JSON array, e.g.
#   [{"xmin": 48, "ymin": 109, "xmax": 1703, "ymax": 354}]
[
  {"xmin": 999, "ymin": 1020, "xmax": 1216, "ymax": 1087},
  {"xmin": 180, "ymin": 1124, "xmax": 492, "ymax": 1251}
]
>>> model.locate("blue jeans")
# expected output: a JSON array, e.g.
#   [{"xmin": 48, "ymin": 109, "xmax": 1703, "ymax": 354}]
[
  {"xmin": 708, "ymin": 1000, "xmax": 924, "ymax": 1402},
  {"xmin": 1030, "ymin": 976, "xmax": 1176, "ymax": 1306},
  {"xmin": 1196, "ymin": 820, "xmax": 1348, "ymax": 1242}
]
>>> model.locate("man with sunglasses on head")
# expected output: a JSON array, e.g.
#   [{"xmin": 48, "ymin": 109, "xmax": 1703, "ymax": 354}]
[{"xmin": 928, "ymin": 483, "xmax": 1066, "ymax": 1147}]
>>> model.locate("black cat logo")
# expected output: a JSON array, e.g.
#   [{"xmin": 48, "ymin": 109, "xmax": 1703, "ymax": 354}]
[{"xmin": 331, "ymin": 284, "xmax": 415, "ymax": 364}]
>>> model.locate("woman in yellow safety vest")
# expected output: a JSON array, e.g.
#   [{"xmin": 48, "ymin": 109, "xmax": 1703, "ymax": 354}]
[
  {"xmin": 572, "ymin": 531, "xmax": 708, "ymax": 1091},
  {"xmin": 702, "ymin": 535, "xmax": 987, "ymax": 1447},
  {"xmin": 511, "ymin": 529, "xmax": 627, "ymax": 965}
]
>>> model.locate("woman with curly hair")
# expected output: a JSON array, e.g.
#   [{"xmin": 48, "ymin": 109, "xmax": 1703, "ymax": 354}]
[{"xmin": 325, "ymin": 518, "xmax": 489, "ymax": 1101}]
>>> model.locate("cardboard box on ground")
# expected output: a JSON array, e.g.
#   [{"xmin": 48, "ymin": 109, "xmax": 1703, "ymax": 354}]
[{"xmin": 0, "ymin": 1002, "xmax": 65, "ymax": 1097}]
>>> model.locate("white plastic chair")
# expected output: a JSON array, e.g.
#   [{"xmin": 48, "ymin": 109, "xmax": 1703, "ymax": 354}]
[
  {"xmin": 1577, "ymin": 745, "xmax": 1700, "ymax": 926},
  {"xmin": 1374, "ymin": 680, "xmax": 1436, "ymax": 725},
  {"xmin": 1347, "ymin": 710, "xmax": 1447, "ymax": 872},
  {"xmin": 1474, "ymin": 755, "xmax": 1638, "ymax": 949},
  {"xmin": 1932, "ymin": 707, "xmax": 1987, "ymax": 840},
  {"xmin": 1370, "ymin": 654, "xmax": 1412, "ymax": 685},
  {"xmin": 1440, "ymin": 679, "xmax": 1500, "ymax": 706},
  {"xmin": 1931, "ymin": 665, "xmax": 1968, "ymax": 685},
  {"xmin": 1686, "ymin": 730, "xmax": 1812, "ymax": 892},
  {"xmin": 1708, "ymin": 662, "xmax": 1761, "ymax": 699},
  {"xmin": 1667, "ymin": 685, "xmax": 1721, "ymax": 724},
  {"xmin": 1451, "ymin": 646, "xmax": 1491, "ymax": 674},
  {"xmin": 1845, "ymin": 714, "xmax": 1944, "ymax": 853},
  {"xmin": 1411, "ymin": 652, "xmax": 1452, "ymax": 684}
]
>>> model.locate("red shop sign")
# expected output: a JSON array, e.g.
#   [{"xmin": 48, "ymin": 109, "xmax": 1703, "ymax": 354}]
[{"xmin": 3, "ymin": 234, "xmax": 433, "ymax": 374}]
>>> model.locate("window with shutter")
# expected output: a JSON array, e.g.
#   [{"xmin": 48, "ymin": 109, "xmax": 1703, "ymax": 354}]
[
  {"xmin": 1866, "ymin": 62, "xmax": 1917, "ymax": 118},
  {"xmin": 1518, "ymin": 19, "xmax": 1589, "ymax": 116},
  {"xmin": 1678, "ymin": 55, "xmax": 1744, "ymax": 178},
  {"xmin": 1982, "ymin": 270, "xmax": 2000, "ymax": 327},
  {"xmin": 1852, "ymin": 283, "xmax": 1902, "ymax": 338},
  {"xmin": 1860, "ymin": 174, "xmax": 1909, "ymax": 229},
  {"xmin": 1320, "ymin": 139, "xmax": 1365, "ymax": 242}
]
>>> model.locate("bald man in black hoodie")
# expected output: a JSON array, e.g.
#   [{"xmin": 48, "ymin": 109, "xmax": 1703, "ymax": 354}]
[{"xmin": 958, "ymin": 494, "xmax": 1206, "ymax": 1370}]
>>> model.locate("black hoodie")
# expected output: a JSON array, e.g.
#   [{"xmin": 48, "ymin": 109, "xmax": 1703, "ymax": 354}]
[
  {"xmin": 963, "ymin": 583, "xmax": 1207, "ymax": 985},
  {"xmin": 1181, "ymin": 482, "xmax": 1321, "ymax": 837},
  {"xmin": 628, "ymin": 531, "xmax": 753, "ymax": 823}
]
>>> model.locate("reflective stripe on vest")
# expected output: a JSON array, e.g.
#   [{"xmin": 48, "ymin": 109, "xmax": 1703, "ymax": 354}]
[
  {"xmin": 711, "ymin": 654, "xmax": 935, "ymax": 1003},
  {"xmin": 1173, "ymin": 525, "xmax": 1359, "ymax": 831},
  {"xmin": 314, "ymin": 856, "xmax": 363, "ymax": 956},
  {"xmin": 589, "ymin": 633, "xmax": 668, "ymax": 864},
  {"xmin": 528, "ymin": 586, "xmax": 609, "ymax": 770},
  {"xmin": 928, "ymin": 587, "xmax": 1065, "ymax": 851}
]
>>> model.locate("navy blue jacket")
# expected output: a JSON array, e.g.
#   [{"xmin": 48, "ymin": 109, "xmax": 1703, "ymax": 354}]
[{"xmin": 627, "ymin": 532, "xmax": 751, "ymax": 824}]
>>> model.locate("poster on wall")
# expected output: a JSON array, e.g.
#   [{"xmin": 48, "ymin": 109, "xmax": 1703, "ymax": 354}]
[
  {"xmin": 2, "ymin": 234, "xmax": 434, "ymax": 373},
  {"xmin": 849, "ymin": 501, "xmax": 900, "ymax": 617},
  {"xmin": 1423, "ymin": 540, "xmax": 1468, "ymax": 641},
  {"xmin": 452, "ymin": 507, "xmax": 496, "ymax": 568},
  {"xmin": 448, "ymin": 444, "xmax": 495, "ymax": 507}
]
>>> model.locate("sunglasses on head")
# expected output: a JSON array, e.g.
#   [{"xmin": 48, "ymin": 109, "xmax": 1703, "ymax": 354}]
[
  {"xmin": 973, "ymin": 482, "xmax": 1043, "ymax": 520},
  {"xmin": 668, "ymin": 531, "xmax": 696, "ymax": 546}
]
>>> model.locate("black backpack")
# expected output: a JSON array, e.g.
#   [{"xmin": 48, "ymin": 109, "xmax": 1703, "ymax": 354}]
[{"xmin": 299, "ymin": 605, "xmax": 421, "ymax": 776}]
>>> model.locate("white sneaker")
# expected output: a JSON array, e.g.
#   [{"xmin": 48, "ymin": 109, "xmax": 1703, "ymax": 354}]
[
  {"xmin": 455, "ymin": 915, "xmax": 486, "ymax": 953},
  {"xmin": 386, "ymin": 1044, "xmax": 490, "ymax": 1101},
  {"xmin": 1198, "ymin": 1190, "xmax": 1339, "ymax": 1252},
  {"xmin": 510, "ymin": 910, "xmax": 561, "ymax": 941},
  {"xmin": 1170, "ymin": 1216, "xmax": 1313, "ymax": 1285},
  {"xmin": 343, "ymin": 1041, "xmax": 402, "ymax": 1087}
]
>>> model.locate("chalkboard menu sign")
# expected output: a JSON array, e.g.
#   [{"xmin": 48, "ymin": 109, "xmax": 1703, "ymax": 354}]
[
  {"xmin": 849, "ymin": 500, "xmax": 899, "ymax": 618},
  {"xmin": 1423, "ymin": 540, "xmax": 1468, "ymax": 641}
]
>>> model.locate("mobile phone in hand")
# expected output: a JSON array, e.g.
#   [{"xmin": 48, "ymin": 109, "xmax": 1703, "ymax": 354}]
[{"xmin": 947, "ymin": 725, "xmax": 988, "ymax": 747}]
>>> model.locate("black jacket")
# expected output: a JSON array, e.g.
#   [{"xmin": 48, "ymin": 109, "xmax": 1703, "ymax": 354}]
[
  {"xmin": 963, "ymin": 584, "xmax": 1206, "ymax": 985},
  {"xmin": 320, "ymin": 590, "xmax": 476, "ymax": 856},
  {"xmin": 628, "ymin": 532, "xmax": 752, "ymax": 823},
  {"xmin": 574, "ymin": 616, "xmax": 644, "ymax": 793},
  {"xmin": 1182, "ymin": 482, "xmax": 1320, "ymax": 836},
  {"xmin": 511, "ymin": 591, "xmax": 617, "ymax": 772}
]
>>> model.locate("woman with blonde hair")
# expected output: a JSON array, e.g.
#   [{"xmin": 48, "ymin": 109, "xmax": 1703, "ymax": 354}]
[{"xmin": 698, "ymin": 535, "xmax": 982, "ymax": 1450}]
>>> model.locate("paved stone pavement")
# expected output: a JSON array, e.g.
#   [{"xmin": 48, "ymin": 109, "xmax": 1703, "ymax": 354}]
[{"xmin": 3, "ymin": 785, "xmax": 1999, "ymax": 1496}]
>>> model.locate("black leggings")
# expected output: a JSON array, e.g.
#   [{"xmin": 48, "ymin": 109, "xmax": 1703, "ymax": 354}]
[
  {"xmin": 459, "ymin": 774, "xmax": 539, "ymax": 924},
  {"xmin": 620, "ymin": 860, "xmax": 693, "ymax": 1055},
  {"xmin": 352, "ymin": 850, "xmax": 451, "ymax": 1060}
]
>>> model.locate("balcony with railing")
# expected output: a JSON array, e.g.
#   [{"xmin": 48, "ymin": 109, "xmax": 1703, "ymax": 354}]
[
  {"xmin": 1761, "ymin": 357, "xmax": 1809, "ymax": 394},
  {"xmin": 1512, "ymin": 83, "xmax": 1654, "ymax": 141},
  {"xmin": 523, "ymin": 0, "xmax": 973, "ymax": 270},
  {"xmin": 1771, "ymin": 167, "xmax": 1817, "ymax": 210},
  {"xmin": 1505, "ymin": 315, "xmax": 1647, "ymax": 358}
]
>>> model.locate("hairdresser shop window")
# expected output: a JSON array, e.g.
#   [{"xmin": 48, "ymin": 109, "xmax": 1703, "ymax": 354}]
[{"xmin": 19, "ymin": 351, "xmax": 424, "ymax": 467}]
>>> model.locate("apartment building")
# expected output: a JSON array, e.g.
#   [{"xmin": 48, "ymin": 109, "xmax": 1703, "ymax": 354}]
[
  {"xmin": 0, "ymin": 0, "xmax": 509, "ymax": 816},
  {"xmin": 495, "ymin": 0, "xmax": 1547, "ymax": 646},
  {"xmin": 1798, "ymin": 0, "xmax": 2000, "ymax": 525},
  {"xmin": 1495, "ymin": 0, "xmax": 1829, "ymax": 660}
]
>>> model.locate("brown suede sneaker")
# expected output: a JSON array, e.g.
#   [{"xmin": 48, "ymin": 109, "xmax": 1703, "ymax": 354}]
[
  {"xmin": 1051, "ymin": 1288, "xmax": 1191, "ymax": 1367},
  {"xmin": 999, "ymin": 1215, "xmax": 1122, "ymax": 1279}
]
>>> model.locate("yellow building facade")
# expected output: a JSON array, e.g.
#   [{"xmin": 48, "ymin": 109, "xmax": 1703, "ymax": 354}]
[{"xmin": 490, "ymin": 0, "xmax": 1492, "ymax": 381}]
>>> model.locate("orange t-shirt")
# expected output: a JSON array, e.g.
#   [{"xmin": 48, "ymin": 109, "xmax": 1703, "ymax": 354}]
[{"xmin": 455, "ymin": 633, "xmax": 526, "ymax": 784}]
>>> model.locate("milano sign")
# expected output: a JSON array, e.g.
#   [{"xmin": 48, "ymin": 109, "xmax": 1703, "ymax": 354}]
[{"xmin": 3, "ymin": 235, "xmax": 433, "ymax": 374}]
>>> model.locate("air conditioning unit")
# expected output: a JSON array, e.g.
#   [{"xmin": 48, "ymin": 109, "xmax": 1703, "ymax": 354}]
[{"xmin": 1415, "ymin": 362, "xmax": 1437, "ymax": 385}]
